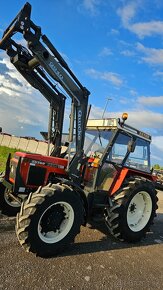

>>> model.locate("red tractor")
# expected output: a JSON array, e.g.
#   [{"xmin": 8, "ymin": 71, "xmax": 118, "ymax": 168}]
[{"xmin": 0, "ymin": 3, "xmax": 158, "ymax": 257}]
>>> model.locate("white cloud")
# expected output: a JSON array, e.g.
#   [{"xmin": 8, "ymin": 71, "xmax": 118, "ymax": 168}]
[
  {"xmin": 89, "ymin": 105, "xmax": 104, "ymax": 119},
  {"xmin": 110, "ymin": 28, "xmax": 119, "ymax": 35},
  {"xmin": 117, "ymin": 2, "xmax": 163, "ymax": 38},
  {"xmin": 91, "ymin": 108, "xmax": 163, "ymax": 131},
  {"xmin": 119, "ymin": 97, "xmax": 129, "ymax": 105},
  {"xmin": 136, "ymin": 43, "xmax": 163, "ymax": 65},
  {"xmin": 110, "ymin": 110, "xmax": 163, "ymax": 130},
  {"xmin": 89, "ymin": 105, "xmax": 163, "ymax": 131},
  {"xmin": 152, "ymin": 136, "xmax": 163, "ymax": 152},
  {"xmin": 0, "ymin": 56, "xmax": 50, "ymax": 136},
  {"xmin": 86, "ymin": 68, "xmax": 123, "ymax": 87},
  {"xmin": 82, "ymin": 0, "xmax": 100, "ymax": 14},
  {"xmin": 15, "ymin": 116, "xmax": 41, "ymax": 126},
  {"xmin": 0, "ymin": 57, "xmax": 32, "ymax": 94},
  {"xmin": 130, "ymin": 89, "xmax": 137, "ymax": 96},
  {"xmin": 0, "ymin": 54, "xmax": 74, "ymax": 137},
  {"xmin": 117, "ymin": 2, "xmax": 137, "ymax": 27},
  {"xmin": 121, "ymin": 50, "xmax": 135, "ymax": 57},
  {"xmin": 153, "ymin": 70, "xmax": 163, "ymax": 80},
  {"xmin": 0, "ymin": 89, "xmax": 48, "ymax": 134},
  {"xmin": 99, "ymin": 47, "xmax": 113, "ymax": 57},
  {"xmin": 131, "ymin": 21, "xmax": 163, "ymax": 38},
  {"xmin": 138, "ymin": 96, "xmax": 163, "ymax": 106}
]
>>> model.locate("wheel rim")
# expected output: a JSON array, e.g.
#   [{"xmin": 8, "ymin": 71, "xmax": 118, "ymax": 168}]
[
  {"xmin": 4, "ymin": 190, "xmax": 20, "ymax": 208},
  {"xmin": 38, "ymin": 201, "xmax": 74, "ymax": 244},
  {"xmin": 127, "ymin": 191, "xmax": 152, "ymax": 232}
]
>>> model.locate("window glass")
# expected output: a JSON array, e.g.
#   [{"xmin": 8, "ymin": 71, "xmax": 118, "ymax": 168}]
[
  {"xmin": 125, "ymin": 138, "xmax": 150, "ymax": 172},
  {"xmin": 109, "ymin": 133, "xmax": 131, "ymax": 163},
  {"xmin": 84, "ymin": 130, "xmax": 113, "ymax": 157}
]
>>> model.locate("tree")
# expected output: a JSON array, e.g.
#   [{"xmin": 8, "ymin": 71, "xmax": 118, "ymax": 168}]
[{"xmin": 153, "ymin": 164, "xmax": 160, "ymax": 170}]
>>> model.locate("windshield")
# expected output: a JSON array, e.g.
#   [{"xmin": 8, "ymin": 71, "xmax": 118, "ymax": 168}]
[{"xmin": 84, "ymin": 130, "xmax": 113, "ymax": 157}]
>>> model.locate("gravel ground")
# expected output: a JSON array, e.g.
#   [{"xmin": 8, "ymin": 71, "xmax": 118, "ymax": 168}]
[{"xmin": 0, "ymin": 191, "xmax": 163, "ymax": 290}]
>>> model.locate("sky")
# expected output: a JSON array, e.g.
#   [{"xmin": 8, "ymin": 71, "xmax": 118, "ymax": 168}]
[{"xmin": 0, "ymin": 0, "xmax": 163, "ymax": 165}]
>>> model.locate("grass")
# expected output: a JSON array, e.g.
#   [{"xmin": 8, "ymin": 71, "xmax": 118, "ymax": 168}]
[{"xmin": 0, "ymin": 146, "xmax": 20, "ymax": 172}]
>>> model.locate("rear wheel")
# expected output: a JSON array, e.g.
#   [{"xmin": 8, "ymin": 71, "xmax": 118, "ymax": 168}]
[
  {"xmin": 104, "ymin": 177, "xmax": 158, "ymax": 242},
  {"xmin": 0, "ymin": 183, "xmax": 20, "ymax": 216},
  {"xmin": 16, "ymin": 183, "xmax": 84, "ymax": 257}
]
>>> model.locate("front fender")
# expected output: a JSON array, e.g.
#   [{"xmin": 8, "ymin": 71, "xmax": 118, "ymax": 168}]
[
  {"xmin": 59, "ymin": 179, "xmax": 88, "ymax": 225},
  {"xmin": 0, "ymin": 179, "xmax": 5, "ymax": 194}
]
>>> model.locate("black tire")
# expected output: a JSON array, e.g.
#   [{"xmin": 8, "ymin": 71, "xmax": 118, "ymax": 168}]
[
  {"xmin": 16, "ymin": 183, "xmax": 84, "ymax": 257},
  {"xmin": 0, "ymin": 183, "xmax": 20, "ymax": 216},
  {"xmin": 104, "ymin": 177, "xmax": 158, "ymax": 242}
]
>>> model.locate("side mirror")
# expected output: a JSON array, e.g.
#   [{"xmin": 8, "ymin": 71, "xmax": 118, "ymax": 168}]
[{"xmin": 127, "ymin": 140, "xmax": 136, "ymax": 153}]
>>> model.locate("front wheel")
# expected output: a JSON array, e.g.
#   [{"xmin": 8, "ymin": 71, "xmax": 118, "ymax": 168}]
[
  {"xmin": 16, "ymin": 184, "xmax": 84, "ymax": 257},
  {"xmin": 0, "ymin": 183, "xmax": 20, "ymax": 216},
  {"xmin": 104, "ymin": 177, "xmax": 158, "ymax": 242}
]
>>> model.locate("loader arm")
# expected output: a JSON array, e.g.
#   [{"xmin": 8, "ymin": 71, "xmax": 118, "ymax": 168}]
[
  {"xmin": 11, "ymin": 46, "xmax": 66, "ymax": 157},
  {"xmin": 0, "ymin": 2, "xmax": 90, "ymax": 183}
]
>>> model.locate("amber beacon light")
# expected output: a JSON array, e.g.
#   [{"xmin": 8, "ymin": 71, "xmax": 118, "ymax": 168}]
[{"xmin": 122, "ymin": 112, "xmax": 128, "ymax": 122}]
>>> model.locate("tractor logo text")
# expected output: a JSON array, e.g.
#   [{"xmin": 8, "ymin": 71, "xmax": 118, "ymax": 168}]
[
  {"xmin": 49, "ymin": 62, "xmax": 64, "ymax": 80},
  {"xmin": 78, "ymin": 110, "xmax": 82, "ymax": 141}
]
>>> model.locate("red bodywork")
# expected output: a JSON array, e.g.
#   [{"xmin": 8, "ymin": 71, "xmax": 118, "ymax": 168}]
[
  {"xmin": 109, "ymin": 167, "xmax": 155, "ymax": 196},
  {"xmin": 10, "ymin": 152, "xmax": 68, "ymax": 190},
  {"xmin": 9, "ymin": 153, "xmax": 155, "ymax": 196},
  {"xmin": 84, "ymin": 157, "xmax": 155, "ymax": 196}
]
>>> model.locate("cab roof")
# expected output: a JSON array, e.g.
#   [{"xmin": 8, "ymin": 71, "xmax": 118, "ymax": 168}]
[{"xmin": 86, "ymin": 118, "xmax": 151, "ymax": 142}]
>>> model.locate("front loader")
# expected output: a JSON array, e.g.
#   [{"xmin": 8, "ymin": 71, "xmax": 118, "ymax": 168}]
[
  {"xmin": 0, "ymin": 1, "xmax": 85, "ymax": 216},
  {"xmin": 0, "ymin": 3, "xmax": 158, "ymax": 257}
]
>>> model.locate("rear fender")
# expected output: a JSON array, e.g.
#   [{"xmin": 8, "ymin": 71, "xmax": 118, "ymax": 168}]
[
  {"xmin": 110, "ymin": 168, "xmax": 129, "ymax": 196},
  {"xmin": 110, "ymin": 167, "xmax": 154, "ymax": 196}
]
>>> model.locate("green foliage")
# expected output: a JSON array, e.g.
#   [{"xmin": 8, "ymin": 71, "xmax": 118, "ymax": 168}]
[
  {"xmin": 153, "ymin": 164, "xmax": 163, "ymax": 170},
  {"xmin": 153, "ymin": 164, "xmax": 160, "ymax": 169},
  {"xmin": 0, "ymin": 146, "xmax": 19, "ymax": 172}
]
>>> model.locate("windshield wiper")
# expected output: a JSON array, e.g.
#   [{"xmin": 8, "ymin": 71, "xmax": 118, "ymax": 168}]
[{"xmin": 98, "ymin": 129, "xmax": 103, "ymax": 147}]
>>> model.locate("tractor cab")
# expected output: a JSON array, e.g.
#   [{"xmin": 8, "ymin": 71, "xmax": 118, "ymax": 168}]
[{"xmin": 83, "ymin": 115, "xmax": 152, "ymax": 196}]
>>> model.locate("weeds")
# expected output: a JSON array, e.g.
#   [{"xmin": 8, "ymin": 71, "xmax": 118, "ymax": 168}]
[{"xmin": 0, "ymin": 146, "xmax": 20, "ymax": 172}]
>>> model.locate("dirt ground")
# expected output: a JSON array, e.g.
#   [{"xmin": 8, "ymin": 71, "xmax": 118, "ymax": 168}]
[{"xmin": 0, "ymin": 191, "xmax": 163, "ymax": 290}]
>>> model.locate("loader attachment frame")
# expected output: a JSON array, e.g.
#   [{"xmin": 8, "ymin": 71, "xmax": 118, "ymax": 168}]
[{"xmin": 0, "ymin": 2, "xmax": 90, "ymax": 182}]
